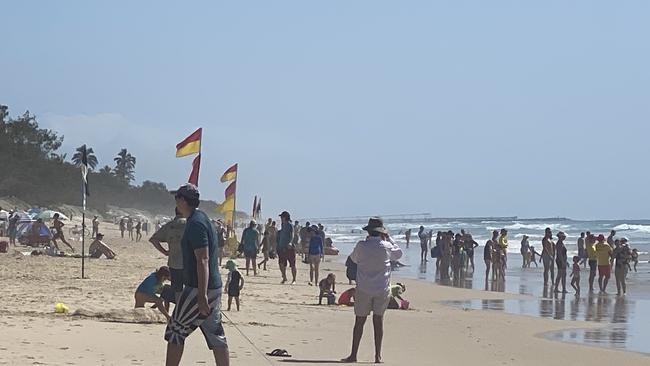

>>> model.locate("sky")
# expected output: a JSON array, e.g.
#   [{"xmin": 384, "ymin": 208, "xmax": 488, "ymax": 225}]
[{"xmin": 2, "ymin": 1, "xmax": 649, "ymax": 220}]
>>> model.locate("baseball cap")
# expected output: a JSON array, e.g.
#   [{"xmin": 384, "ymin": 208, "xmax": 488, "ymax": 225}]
[{"xmin": 171, "ymin": 183, "xmax": 200, "ymax": 201}]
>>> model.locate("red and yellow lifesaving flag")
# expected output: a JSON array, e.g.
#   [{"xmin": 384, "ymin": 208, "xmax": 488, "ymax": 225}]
[
  {"xmin": 220, "ymin": 163, "xmax": 238, "ymax": 182},
  {"xmin": 219, "ymin": 181, "xmax": 236, "ymax": 213},
  {"xmin": 176, "ymin": 128, "xmax": 202, "ymax": 157}
]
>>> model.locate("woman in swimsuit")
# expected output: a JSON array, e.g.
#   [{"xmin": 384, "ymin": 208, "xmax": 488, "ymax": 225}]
[{"xmin": 554, "ymin": 232, "xmax": 568, "ymax": 293}]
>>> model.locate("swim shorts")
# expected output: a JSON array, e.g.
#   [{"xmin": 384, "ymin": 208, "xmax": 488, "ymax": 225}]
[
  {"xmin": 244, "ymin": 249, "xmax": 257, "ymax": 259},
  {"xmin": 598, "ymin": 265, "xmax": 611, "ymax": 277},
  {"xmin": 164, "ymin": 287, "xmax": 227, "ymax": 349},
  {"xmin": 542, "ymin": 253, "xmax": 553, "ymax": 268},
  {"xmin": 278, "ymin": 247, "xmax": 296, "ymax": 267},
  {"xmin": 354, "ymin": 289, "xmax": 390, "ymax": 317}
]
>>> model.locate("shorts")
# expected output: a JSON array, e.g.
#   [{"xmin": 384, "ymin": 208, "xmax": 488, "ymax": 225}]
[
  {"xmin": 578, "ymin": 248, "xmax": 586, "ymax": 259},
  {"xmin": 8, "ymin": 227, "xmax": 17, "ymax": 239},
  {"xmin": 244, "ymin": 249, "xmax": 257, "ymax": 259},
  {"xmin": 598, "ymin": 265, "xmax": 611, "ymax": 277},
  {"xmin": 165, "ymin": 287, "xmax": 227, "ymax": 349},
  {"xmin": 52, "ymin": 232, "xmax": 65, "ymax": 240},
  {"xmin": 170, "ymin": 268, "xmax": 184, "ymax": 293},
  {"xmin": 354, "ymin": 289, "xmax": 390, "ymax": 317},
  {"xmin": 588, "ymin": 259, "xmax": 597, "ymax": 273},
  {"xmin": 420, "ymin": 243, "xmax": 428, "ymax": 251},
  {"xmin": 278, "ymin": 247, "xmax": 296, "ymax": 268}
]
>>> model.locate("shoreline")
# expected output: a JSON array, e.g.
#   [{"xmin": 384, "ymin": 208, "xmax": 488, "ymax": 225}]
[{"xmin": 1, "ymin": 222, "xmax": 649, "ymax": 365}]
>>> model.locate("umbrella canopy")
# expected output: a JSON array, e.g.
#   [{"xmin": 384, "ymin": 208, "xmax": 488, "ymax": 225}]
[
  {"xmin": 36, "ymin": 210, "xmax": 69, "ymax": 221},
  {"xmin": 14, "ymin": 211, "xmax": 33, "ymax": 222},
  {"xmin": 0, "ymin": 210, "xmax": 8, "ymax": 220}
]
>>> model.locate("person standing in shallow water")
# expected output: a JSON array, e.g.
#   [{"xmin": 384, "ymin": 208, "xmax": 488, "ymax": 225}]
[
  {"xmin": 484, "ymin": 231, "xmax": 497, "ymax": 280},
  {"xmin": 342, "ymin": 217, "xmax": 402, "ymax": 364},
  {"xmin": 405, "ymin": 229, "xmax": 411, "ymax": 249},
  {"xmin": 554, "ymin": 232, "xmax": 568, "ymax": 293},
  {"xmin": 595, "ymin": 234, "xmax": 613, "ymax": 293},
  {"xmin": 541, "ymin": 228, "xmax": 555, "ymax": 287},
  {"xmin": 417, "ymin": 226, "xmax": 428, "ymax": 262},
  {"xmin": 585, "ymin": 234, "xmax": 598, "ymax": 292}
]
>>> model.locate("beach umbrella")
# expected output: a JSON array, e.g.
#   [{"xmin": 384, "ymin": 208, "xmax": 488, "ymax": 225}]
[
  {"xmin": 14, "ymin": 211, "xmax": 33, "ymax": 222},
  {"xmin": 36, "ymin": 210, "xmax": 69, "ymax": 221}
]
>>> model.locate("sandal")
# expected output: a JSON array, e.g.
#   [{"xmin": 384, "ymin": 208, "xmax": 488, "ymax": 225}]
[{"xmin": 267, "ymin": 349, "xmax": 292, "ymax": 357}]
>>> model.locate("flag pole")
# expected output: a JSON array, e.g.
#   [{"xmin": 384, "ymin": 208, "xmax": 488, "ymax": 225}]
[
  {"xmin": 232, "ymin": 176, "xmax": 237, "ymax": 231},
  {"xmin": 81, "ymin": 211, "xmax": 85, "ymax": 279}
]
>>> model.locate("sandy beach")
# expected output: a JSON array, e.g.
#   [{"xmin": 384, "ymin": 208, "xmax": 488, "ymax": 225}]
[{"xmin": 1, "ymin": 219, "xmax": 648, "ymax": 366}]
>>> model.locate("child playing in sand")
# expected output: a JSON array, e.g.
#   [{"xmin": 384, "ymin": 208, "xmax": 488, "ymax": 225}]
[
  {"xmin": 631, "ymin": 248, "xmax": 639, "ymax": 272},
  {"xmin": 338, "ymin": 288, "xmax": 356, "ymax": 306},
  {"xmin": 570, "ymin": 256, "xmax": 581, "ymax": 294},
  {"xmin": 225, "ymin": 260, "xmax": 244, "ymax": 311},
  {"xmin": 134, "ymin": 266, "xmax": 171, "ymax": 321},
  {"xmin": 318, "ymin": 273, "xmax": 336, "ymax": 305}
]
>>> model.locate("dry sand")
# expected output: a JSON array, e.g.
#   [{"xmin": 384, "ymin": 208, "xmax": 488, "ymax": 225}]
[{"xmin": 1, "ymin": 218, "xmax": 648, "ymax": 365}]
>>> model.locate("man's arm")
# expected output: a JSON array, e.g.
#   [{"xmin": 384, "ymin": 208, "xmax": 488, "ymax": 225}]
[
  {"xmin": 387, "ymin": 236, "xmax": 403, "ymax": 261},
  {"xmin": 149, "ymin": 225, "xmax": 169, "ymax": 256},
  {"xmin": 195, "ymin": 246, "xmax": 210, "ymax": 316}
]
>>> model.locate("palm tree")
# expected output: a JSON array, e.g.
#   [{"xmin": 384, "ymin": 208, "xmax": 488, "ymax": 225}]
[
  {"xmin": 113, "ymin": 148, "xmax": 136, "ymax": 183},
  {"xmin": 98, "ymin": 165, "xmax": 112, "ymax": 175},
  {"xmin": 71, "ymin": 145, "xmax": 99, "ymax": 171}
]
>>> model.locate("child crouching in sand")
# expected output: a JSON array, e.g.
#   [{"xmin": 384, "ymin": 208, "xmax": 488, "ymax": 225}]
[
  {"xmin": 134, "ymin": 266, "xmax": 171, "ymax": 321},
  {"xmin": 319, "ymin": 273, "xmax": 336, "ymax": 305},
  {"xmin": 225, "ymin": 260, "xmax": 244, "ymax": 311},
  {"xmin": 570, "ymin": 256, "xmax": 581, "ymax": 294}
]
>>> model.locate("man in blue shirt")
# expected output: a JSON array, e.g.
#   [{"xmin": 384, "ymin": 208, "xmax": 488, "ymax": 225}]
[
  {"xmin": 277, "ymin": 211, "xmax": 295, "ymax": 284},
  {"xmin": 164, "ymin": 183, "xmax": 229, "ymax": 366},
  {"xmin": 240, "ymin": 220, "xmax": 260, "ymax": 276}
]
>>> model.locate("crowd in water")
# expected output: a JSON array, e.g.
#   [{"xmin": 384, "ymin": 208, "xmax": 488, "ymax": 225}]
[{"xmin": 404, "ymin": 227, "xmax": 639, "ymax": 296}]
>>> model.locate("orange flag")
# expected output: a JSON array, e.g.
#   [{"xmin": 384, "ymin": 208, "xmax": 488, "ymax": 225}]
[{"xmin": 176, "ymin": 128, "xmax": 202, "ymax": 157}]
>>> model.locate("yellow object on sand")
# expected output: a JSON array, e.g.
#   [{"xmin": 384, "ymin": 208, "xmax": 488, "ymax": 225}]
[{"xmin": 54, "ymin": 303, "xmax": 70, "ymax": 314}]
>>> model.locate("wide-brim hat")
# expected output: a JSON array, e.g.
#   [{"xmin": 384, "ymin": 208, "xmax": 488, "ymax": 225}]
[{"xmin": 362, "ymin": 217, "xmax": 388, "ymax": 235}]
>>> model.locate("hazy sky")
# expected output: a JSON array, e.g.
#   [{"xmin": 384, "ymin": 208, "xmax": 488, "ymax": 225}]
[{"xmin": 2, "ymin": 1, "xmax": 649, "ymax": 220}]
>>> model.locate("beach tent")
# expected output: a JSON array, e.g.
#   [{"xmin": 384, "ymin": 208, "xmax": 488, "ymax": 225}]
[
  {"xmin": 17, "ymin": 221, "xmax": 52, "ymax": 240},
  {"xmin": 36, "ymin": 210, "xmax": 69, "ymax": 221},
  {"xmin": 13, "ymin": 211, "xmax": 33, "ymax": 222}
]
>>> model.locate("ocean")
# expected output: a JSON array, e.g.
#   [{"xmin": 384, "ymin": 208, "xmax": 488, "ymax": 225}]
[{"xmin": 320, "ymin": 217, "xmax": 650, "ymax": 354}]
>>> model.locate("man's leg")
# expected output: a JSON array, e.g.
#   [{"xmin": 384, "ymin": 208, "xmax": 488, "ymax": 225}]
[
  {"xmin": 291, "ymin": 265, "xmax": 297, "ymax": 283},
  {"xmin": 245, "ymin": 257, "xmax": 250, "ymax": 276},
  {"xmin": 280, "ymin": 264, "xmax": 287, "ymax": 283},
  {"xmin": 212, "ymin": 347, "xmax": 230, "ymax": 366},
  {"xmin": 372, "ymin": 315, "xmax": 384, "ymax": 363},
  {"xmin": 166, "ymin": 343, "xmax": 184, "ymax": 366},
  {"xmin": 342, "ymin": 316, "xmax": 367, "ymax": 362}
]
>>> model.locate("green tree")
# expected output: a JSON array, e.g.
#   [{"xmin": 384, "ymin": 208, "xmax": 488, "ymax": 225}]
[
  {"xmin": 98, "ymin": 165, "xmax": 112, "ymax": 175},
  {"xmin": 113, "ymin": 148, "xmax": 136, "ymax": 183},
  {"xmin": 71, "ymin": 145, "xmax": 99, "ymax": 171}
]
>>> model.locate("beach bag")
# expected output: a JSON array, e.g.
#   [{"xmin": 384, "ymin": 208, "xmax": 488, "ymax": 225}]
[
  {"xmin": 400, "ymin": 299, "xmax": 410, "ymax": 310},
  {"xmin": 431, "ymin": 246, "xmax": 440, "ymax": 258}
]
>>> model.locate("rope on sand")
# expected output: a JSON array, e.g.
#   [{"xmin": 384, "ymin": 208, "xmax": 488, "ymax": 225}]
[{"xmin": 221, "ymin": 311, "xmax": 275, "ymax": 365}]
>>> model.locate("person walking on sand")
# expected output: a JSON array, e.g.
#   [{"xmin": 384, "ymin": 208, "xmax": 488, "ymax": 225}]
[
  {"xmin": 586, "ymin": 233, "xmax": 598, "ymax": 292},
  {"xmin": 417, "ymin": 226, "xmax": 428, "ymax": 262},
  {"xmin": 342, "ymin": 217, "xmax": 402, "ymax": 364},
  {"xmin": 308, "ymin": 225, "xmax": 324, "ymax": 286},
  {"xmin": 127, "ymin": 218, "xmax": 134, "ymax": 240},
  {"xmin": 51, "ymin": 213, "xmax": 75, "ymax": 252},
  {"xmin": 92, "ymin": 216, "xmax": 100, "ymax": 238},
  {"xmin": 135, "ymin": 221, "xmax": 142, "ymax": 242},
  {"xmin": 240, "ymin": 220, "xmax": 260, "ymax": 276},
  {"xmin": 165, "ymin": 183, "xmax": 229, "ymax": 366},
  {"xmin": 257, "ymin": 230, "xmax": 270, "ymax": 271},
  {"xmin": 277, "ymin": 211, "xmax": 296, "ymax": 284},
  {"xmin": 119, "ymin": 217, "xmax": 126, "ymax": 238},
  {"xmin": 150, "ymin": 209, "xmax": 186, "ymax": 301},
  {"xmin": 595, "ymin": 234, "xmax": 613, "ymax": 293},
  {"xmin": 554, "ymin": 232, "xmax": 568, "ymax": 293},
  {"xmin": 541, "ymin": 228, "xmax": 555, "ymax": 287}
]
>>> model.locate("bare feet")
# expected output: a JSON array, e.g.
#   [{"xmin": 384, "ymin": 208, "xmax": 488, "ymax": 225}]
[
  {"xmin": 375, "ymin": 355, "xmax": 383, "ymax": 363},
  {"xmin": 341, "ymin": 356, "xmax": 357, "ymax": 363}
]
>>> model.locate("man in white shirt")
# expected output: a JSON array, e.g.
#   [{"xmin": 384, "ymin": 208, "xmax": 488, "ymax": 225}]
[{"xmin": 342, "ymin": 217, "xmax": 402, "ymax": 364}]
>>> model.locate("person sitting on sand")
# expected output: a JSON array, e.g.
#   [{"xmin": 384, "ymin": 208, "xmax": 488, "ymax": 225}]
[
  {"xmin": 387, "ymin": 283, "xmax": 407, "ymax": 310},
  {"xmin": 88, "ymin": 233, "xmax": 116, "ymax": 259},
  {"xmin": 318, "ymin": 273, "xmax": 336, "ymax": 305},
  {"xmin": 225, "ymin": 260, "xmax": 244, "ymax": 311},
  {"xmin": 134, "ymin": 266, "xmax": 171, "ymax": 321},
  {"xmin": 338, "ymin": 288, "xmax": 356, "ymax": 306}
]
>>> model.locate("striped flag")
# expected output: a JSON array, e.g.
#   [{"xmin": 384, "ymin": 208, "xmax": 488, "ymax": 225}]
[
  {"xmin": 176, "ymin": 128, "xmax": 202, "ymax": 157},
  {"xmin": 220, "ymin": 163, "xmax": 238, "ymax": 182},
  {"xmin": 188, "ymin": 154, "xmax": 201, "ymax": 186},
  {"xmin": 80, "ymin": 144, "xmax": 90, "ymax": 210},
  {"xmin": 252, "ymin": 196, "xmax": 258, "ymax": 219}
]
